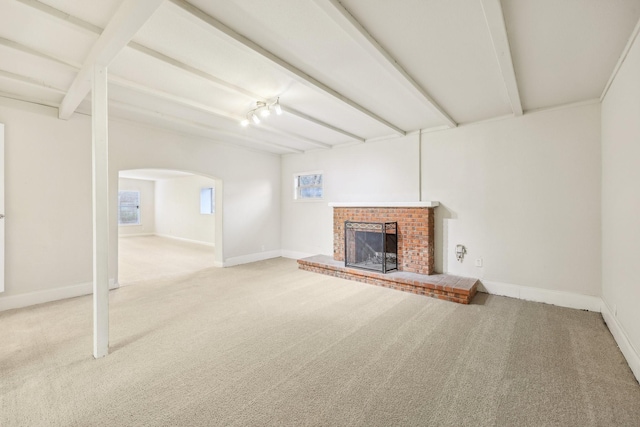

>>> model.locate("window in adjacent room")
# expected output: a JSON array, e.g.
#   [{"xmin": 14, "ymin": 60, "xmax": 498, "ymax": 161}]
[
  {"xmin": 118, "ymin": 190, "xmax": 140, "ymax": 225},
  {"xmin": 200, "ymin": 187, "xmax": 215, "ymax": 214},
  {"xmin": 294, "ymin": 172, "xmax": 323, "ymax": 200}
]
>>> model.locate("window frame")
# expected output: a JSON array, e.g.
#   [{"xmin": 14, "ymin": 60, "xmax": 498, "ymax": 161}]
[
  {"xmin": 293, "ymin": 171, "xmax": 324, "ymax": 201},
  {"xmin": 200, "ymin": 187, "xmax": 215, "ymax": 215},
  {"xmin": 118, "ymin": 190, "xmax": 141, "ymax": 226}
]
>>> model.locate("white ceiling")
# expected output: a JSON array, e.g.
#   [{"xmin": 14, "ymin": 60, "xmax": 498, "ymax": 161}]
[{"xmin": 1, "ymin": 0, "xmax": 639, "ymax": 154}]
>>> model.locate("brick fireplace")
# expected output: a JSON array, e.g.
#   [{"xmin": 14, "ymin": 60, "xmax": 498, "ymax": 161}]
[
  {"xmin": 298, "ymin": 201, "xmax": 478, "ymax": 304},
  {"xmin": 332, "ymin": 203, "xmax": 436, "ymax": 275}
]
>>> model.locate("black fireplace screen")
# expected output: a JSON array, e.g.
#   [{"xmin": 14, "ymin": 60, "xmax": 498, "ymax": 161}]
[{"xmin": 345, "ymin": 221, "xmax": 398, "ymax": 273}]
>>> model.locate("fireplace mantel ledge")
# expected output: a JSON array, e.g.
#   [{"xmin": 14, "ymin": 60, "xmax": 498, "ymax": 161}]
[{"xmin": 328, "ymin": 201, "xmax": 439, "ymax": 208}]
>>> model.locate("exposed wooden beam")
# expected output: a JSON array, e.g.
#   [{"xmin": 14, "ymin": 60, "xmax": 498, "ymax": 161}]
[
  {"xmin": 255, "ymin": 123, "xmax": 333, "ymax": 149},
  {"xmin": 0, "ymin": 91, "xmax": 60, "ymax": 109},
  {"xmin": 0, "ymin": 37, "xmax": 332, "ymax": 149},
  {"xmin": 111, "ymin": 101, "xmax": 304, "ymax": 154},
  {"xmin": 0, "ymin": 36, "xmax": 81, "ymax": 70},
  {"xmin": 58, "ymin": 0, "xmax": 164, "ymax": 119},
  {"xmin": 480, "ymin": 0, "xmax": 523, "ymax": 116},
  {"xmin": 15, "ymin": 0, "xmax": 103, "ymax": 35},
  {"xmin": 16, "ymin": 0, "xmax": 366, "ymax": 142},
  {"xmin": 169, "ymin": 0, "xmax": 406, "ymax": 136},
  {"xmin": 109, "ymin": 76, "xmax": 329, "ymax": 150},
  {"xmin": 281, "ymin": 106, "xmax": 365, "ymax": 143},
  {"xmin": 0, "ymin": 69, "xmax": 66, "ymax": 94},
  {"xmin": 128, "ymin": 43, "xmax": 357, "ymax": 145},
  {"xmin": 312, "ymin": 0, "xmax": 456, "ymax": 128}
]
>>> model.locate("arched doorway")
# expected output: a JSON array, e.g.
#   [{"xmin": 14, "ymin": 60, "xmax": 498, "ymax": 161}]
[{"xmin": 116, "ymin": 169, "xmax": 223, "ymax": 285}]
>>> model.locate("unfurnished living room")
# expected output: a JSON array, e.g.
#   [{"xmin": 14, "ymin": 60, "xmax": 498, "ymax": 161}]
[{"xmin": 1, "ymin": 0, "xmax": 639, "ymax": 426}]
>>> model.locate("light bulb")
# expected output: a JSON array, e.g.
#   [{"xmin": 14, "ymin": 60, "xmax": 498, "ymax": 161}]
[
  {"xmin": 240, "ymin": 118, "xmax": 249, "ymax": 127},
  {"xmin": 251, "ymin": 113, "xmax": 260, "ymax": 124},
  {"xmin": 260, "ymin": 108, "xmax": 271, "ymax": 118},
  {"xmin": 274, "ymin": 100, "xmax": 282, "ymax": 115}
]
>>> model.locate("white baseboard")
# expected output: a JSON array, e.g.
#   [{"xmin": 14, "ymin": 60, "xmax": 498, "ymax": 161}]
[
  {"xmin": 479, "ymin": 280, "xmax": 602, "ymax": 312},
  {"xmin": 119, "ymin": 233, "xmax": 154, "ymax": 238},
  {"xmin": 0, "ymin": 279, "xmax": 118, "ymax": 312},
  {"xmin": 154, "ymin": 233, "xmax": 215, "ymax": 247},
  {"xmin": 601, "ymin": 299, "xmax": 640, "ymax": 384},
  {"xmin": 223, "ymin": 250, "xmax": 282, "ymax": 267},
  {"xmin": 280, "ymin": 250, "xmax": 317, "ymax": 260}
]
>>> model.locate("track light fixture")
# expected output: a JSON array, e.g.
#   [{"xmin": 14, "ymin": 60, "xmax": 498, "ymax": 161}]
[{"xmin": 240, "ymin": 98, "xmax": 283, "ymax": 127}]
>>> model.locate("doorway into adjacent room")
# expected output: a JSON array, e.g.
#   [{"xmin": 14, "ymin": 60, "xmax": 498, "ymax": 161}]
[{"xmin": 117, "ymin": 169, "xmax": 221, "ymax": 286}]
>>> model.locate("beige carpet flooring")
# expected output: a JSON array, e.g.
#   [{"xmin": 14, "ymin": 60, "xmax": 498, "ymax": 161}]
[
  {"xmin": 1, "ymin": 252, "xmax": 640, "ymax": 425},
  {"xmin": 118, "ymin": 235, "xmax": 217, "ymax": 284}
]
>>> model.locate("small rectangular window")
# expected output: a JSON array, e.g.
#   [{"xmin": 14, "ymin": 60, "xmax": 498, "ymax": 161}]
[
  {"xmin": 118, "ymin": 190, "xmax": 140, "ymax": 225},
  {"xmin": 200, "ymin": 187, "xmax": 215, "ymax": 214},
  {"xmin": 294, "ymin": 172, "xmax": 323, "ymax": 200}
]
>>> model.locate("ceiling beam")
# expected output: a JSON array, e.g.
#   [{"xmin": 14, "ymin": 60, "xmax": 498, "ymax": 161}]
[
  {"xmin": 0, "ymin": 36, "xmax": 81, "ymax": 70},
  {"xmin": 0, "ymin": 68, "xmax": 66, "ymax": 94},
  {"xmin": 130, "ymin": 43, "xmax": 352, "ymax": 144},
  {"xmin": 480, "ymin": 0, "xmax": 523, "ymax": 116},
  {"xmin": 108, "ymin": 76, "xmax": 330, "ymax": 150},
  {"xmin": 169, "ymin": 0, "xmax": 406, "ymax": 136},
  {"xmin": 0, "ymin": 36, "xmax": 332, "ymax": 149},
  {"xmin": 110, "ymin": 101, "xmax": 304, "ymax": 154},
  {"xmin": 15, "ymin": 0, "xmax": 103, "ymax": 35},
  {"xmin": 312, "ymin": 0, "xmax": 456, "ymax": 129},
  {"xmin": 280, "ymin": 106, "xmax": 364, "ymax": 142},
  {"xmin": 58, "ymin": 0, "xmax": 165, "ymax": 119},
  {"xmin": 15, "ymin": 0, "xmax": 361, "ymax": 143}
]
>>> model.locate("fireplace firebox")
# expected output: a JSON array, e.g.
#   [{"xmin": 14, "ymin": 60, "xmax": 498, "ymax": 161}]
[{"xmin": 345, "ymin": 221, "xmax": 398, "ymax": 273}]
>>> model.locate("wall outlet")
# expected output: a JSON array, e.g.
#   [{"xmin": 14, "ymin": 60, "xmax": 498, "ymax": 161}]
[{"xmin": 475, "ymin": 258, "xmax": 483, "ymax": 267}]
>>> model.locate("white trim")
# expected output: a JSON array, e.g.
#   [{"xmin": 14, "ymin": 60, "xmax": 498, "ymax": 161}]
[
  {"xmin": 154, "ymin": 233, "xmax": 215, "ymax": 247},
  {"xmin": 479, "ymin": 279, "xmax": 601, "ymax": 312},
  {"xmin": 601, "ymin": 299, "xmax": 640, "ymax": 383},
  {"xmin": 118, "ymin": 232, "xmax": 154, "ymax": 237},
  {"xmin": 329, "ymin": 201, "xmax": 439, "ymax": 208},
  {"xmin": 0, "ymin": 279, "xmax": 118, "ymax": 312},
  {"xmin": 223, "ymin": 250, "xmax": 282, "ymax": 267},
  {"xmin": 281, "ymin": 250, "xmax": 317, "ymax": 260}
]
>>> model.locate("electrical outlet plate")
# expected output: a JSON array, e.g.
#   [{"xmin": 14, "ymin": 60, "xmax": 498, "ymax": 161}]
[{"xmin": 475, "ymin": 258, "xmax": 483, "ymax": 267}]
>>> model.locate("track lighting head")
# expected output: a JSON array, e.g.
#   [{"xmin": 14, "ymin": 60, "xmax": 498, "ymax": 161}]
[{"xmin": 239, "ymin": 98, "xmax": 283, "ymax": 126}]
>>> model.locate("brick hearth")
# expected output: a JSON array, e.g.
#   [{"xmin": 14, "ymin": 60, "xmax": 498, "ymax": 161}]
[{"xmin": 298, "ymin": 255, "xmax": 478, "ymax": 304}]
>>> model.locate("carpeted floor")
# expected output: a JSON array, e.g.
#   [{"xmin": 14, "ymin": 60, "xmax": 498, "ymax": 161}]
[{"xmin": 1, "ymin": 254, "xmax": 639, "ymax": 426}]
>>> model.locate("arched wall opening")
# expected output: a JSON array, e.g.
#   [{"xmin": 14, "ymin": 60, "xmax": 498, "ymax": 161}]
[{"xmin": 115, "ymin": 168, "xmax": 223, "ymax": 286}]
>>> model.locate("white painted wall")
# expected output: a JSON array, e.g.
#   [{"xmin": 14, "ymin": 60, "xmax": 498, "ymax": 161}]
[
  {"xmin": 282, "ymin": 104, "xmax": 601, "ymax": 298},
  {"xmin": 281, "ymin": 134, "xmax": 420, "ymax": 257},
  {"xmin": 421, "ymin": 103, "xmax": 601, "ymax": 296},
  {"xmin": 118, "ymin": 177, "xmax": 155, "ymax": 236},
  {"xmin": 0, "ymin": 98, "xmax": 92, "ymax": 299},
  {"xmin": 0, "ymin": 97, "xmax": 280, "ymax": 309},
  {"xmin": 155, "ymin": 175, "xmax": 216, "ymax": 246},
  {"xmin": 601, "ymin": 31, "xmax": 640, "ymax": 373}
]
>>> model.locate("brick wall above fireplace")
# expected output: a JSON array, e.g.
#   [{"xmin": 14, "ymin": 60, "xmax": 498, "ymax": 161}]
[{"xmin": 330, "ymin": 202, "xmax": 438, "ymax": 275}]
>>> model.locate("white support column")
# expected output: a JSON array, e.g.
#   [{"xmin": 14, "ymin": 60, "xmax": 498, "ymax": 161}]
[{"xmin": 92, "ymin": 64, "xmax": 109, "ymax": 359}]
